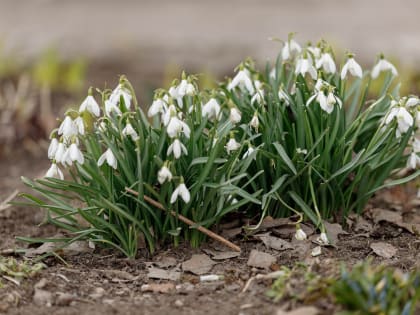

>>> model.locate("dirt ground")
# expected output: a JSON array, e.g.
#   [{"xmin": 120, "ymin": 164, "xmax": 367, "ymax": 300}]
[{"xmin": 0, "ymin": 149, "xmax": 419, "ymax": 315}]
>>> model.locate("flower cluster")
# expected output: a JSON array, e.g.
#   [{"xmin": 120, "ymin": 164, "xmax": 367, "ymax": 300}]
[{"xmin": 22, "ymin": 35, "xmax": 420, "ymax": 257}]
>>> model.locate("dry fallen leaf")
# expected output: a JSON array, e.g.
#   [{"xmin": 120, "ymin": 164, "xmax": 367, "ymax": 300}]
[
  {"xmin": 182, "ymin": 254, "xmax": 216, "ymax": 275},
  {"xmin": 33, "ymin": 289, "xmax": 53, "ymax": 306},
  {"xmin": 141, "ymin": 282, "xmax": 175, "ymax": 294},
  {"xmin": 247, "ymin": 250, "xmax": 276, "ymax": 269},
  {"xmin": 323, "ymin": 221, "xmax": 348, "ymax": 245},
  {"xmin": 147, "ymin": 267, "xmax": 181, "ymax": 281},
  {"xmin": 370, "ymin": 208, "xmax": 420, "ymax": 235},
  {"xmin": 370, "ymin": 242, "xmax": 397, "ymax": 259},
  {"xmin": 255, "ymin": 233, "xmax": 293, "ymax": 251},
  {"xmin": 202, "ymin": 249, "xmax": 240, "ymax": 260}
]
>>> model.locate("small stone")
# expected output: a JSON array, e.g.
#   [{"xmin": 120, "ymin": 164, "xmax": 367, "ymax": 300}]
[
  {"xmin": 174, "ymin": 299, "xmax": 184, "ymax": 307},
  {"xmin": 247, "ymin": 250, "xmax": 276, "ymax": 269}
]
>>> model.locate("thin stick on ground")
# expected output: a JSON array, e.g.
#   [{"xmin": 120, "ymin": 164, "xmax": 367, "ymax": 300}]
[{"xmin": 125, "ymin": 187, "xmax": 241, "ymax": 252}]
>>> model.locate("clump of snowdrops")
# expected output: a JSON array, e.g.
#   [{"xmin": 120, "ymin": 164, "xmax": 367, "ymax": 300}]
[{"xmin": 20, "ymin": 35, "xmax": 420, "ymax": 257}]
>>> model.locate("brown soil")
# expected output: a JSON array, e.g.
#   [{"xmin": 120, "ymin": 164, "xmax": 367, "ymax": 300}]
[{"xmin": 0, "ymin": 151, "xmax": 419, "ymax": 315}]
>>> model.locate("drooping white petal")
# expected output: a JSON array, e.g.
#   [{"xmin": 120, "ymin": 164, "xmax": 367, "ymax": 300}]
[
  {"xmin": 54, "ymin": 142, "xmax": 66, "ymax": 164},
  {"xmin": 202, "ymin": 98, "xmax": 221, "ymax": 121},
  {"xmin": 48, "ymin": 138, "xmax": 59, "ymax": 159},
  {"xmin": 315, "ymin": 53, "xmax": 336, "ymax": 74},
  {"xmin": 295, "ymin": 228, "xmax": 307, "ymax": 241},
  {"xmin": 407, "ymin": 152, "xmax": 420, "ymax": 169},
  {"xmin": 371, "ymin": 58, "xmax": 398, "ymax": 79},
  {"xmin": 229, "ymin": 107, "xmax": 242, "ymax": 124},
  {"xmin": 250, "ymin": 113, "xmax": 259, "ymax": 131},
  {"xmin": 79, "ymin": 95, "xmax": 100, "ymax": 117},
  {"xmin": 109, "ymin": 84, "xmax": 132, "ymax": 110},
  {"xmin": 158, "ymin": 165, "xmax": 172, "ymax": 184},
  {"xmin": 58, "ymin": 116, "xmax": 77, "ymax": 138},
  {"xmin": 69, "ymin": 143, "xmax": 84, "ymax": 164},
  {"xmin": 105, "ymin": 100, "xmax": 122, "ymax": 117},
  {"xmin": 341, "ymin": 58, "xmax": 363, "ymax": 79},
  {"xmin": 74, "ymin": 117, "xmax": 85, "ymax": 135},
  {"xmin": 406, "ymin": 97, "xmax": 420, "ymax": 107},
  {"xmin": 148, "ymin": 98, "xmax": 167, "ymax": 117},
  {"xmin": 98, "ymin": 148, "xmax": 117, "ymax": 169},
  {"xmin": 122, "ymin": 123, "xmax": 139, "ymax": 141},
  {"xmin": 225, "ymin": 137, "xmax": 241, "ymax": 154},
  {"xmin": 227, "ymin": 70, "xmax": 255, "ymax": 94},
  {"xmin": 396, "ymin": 107, "xmax": 414, "ymax": 133},
  {"xmin": 45, "ymin": 163, "xmax": 64, "ymax": 180}
]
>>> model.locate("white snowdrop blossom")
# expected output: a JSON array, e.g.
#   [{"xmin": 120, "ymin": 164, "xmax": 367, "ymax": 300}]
[
  {"xmin": 45, "ymin": 163, "xmax": 64, "ymax": 180},
  {"xmin": 166, "ymin": 115, "xmax": 191, "ymax": 139},
  {"xmin": 341, "ymin": 57, "xmax": 363, "ymax": 79},
  {"xmin": 282, "ymin": 39, "xmax": 301, "ymax": 60},
  {"xmin": 157, "ymin": 165, "xmax": 172, "ymax": 184},
  {"xmin": 407, "ymin": 152, "xmax": 420, "ymax": 169},
  {"xmin": 229, "ymin": 107, "xmax": 242, "ymax": 124},
  {"xmin": 317, "ymin": 232, "xmax": 329, "ymax": 245},
  {"xmin": 371, "ymin": 57, "xmax": 398, "ymax": 79},
  {"xmin": 122, "ymin": 123, "xmax": 139, "ymax": 141},
  {"xmin": 306, "ymin": 80, "xmax": 342, "ymax": 114},
  {"xmin": 97, "ymin": 148, "xmax": 117, "ymax": 169},
  {"xmin": 58, "ymin": 116, "xmax": 77, "ymax": 138},
  {"xmin": 74, "ymin": 117, "xmax": 85, "ymax": 135},
  {"xmin": 295, "ymin": 57, "xmax": 317, "ymax": 80},
  {"xmin": 170, "ymin": 182, "xmax": 191, "ymax": 204},
  {"xmin": 109, "ymin": 84, "xmax": 132, "ymax": 110},
  {"xmin": 68, "ymin": 143, "xmax": 84, "ymax": 164},
  {"xmin": 385, "ymin": 106, "xmax": 414, "ymax": 134},
  {"xmin": 405, "ymin": 97, "xmax": 420, "ymax": 108},
  {"xmin": 48, "ymin": 138, "xmax": 59, "ymax": 159},
  {"xmin": 202, "ymin": 98, "xmax": 221, "ymax": 121},
  {"xmin": 227, "ymin": 69, "xmax": 255, "ymax": 94},
  {"xmin": 225, "ymin": 137, "xmax": 241, "ymax": 154},
  {"xmin": 251, "ymin": 80, "xmax": 264, "ymax": 104},
  {"xmin": 242, "ymin": 146, "xmax": 256, "ymax": 159},
  {"xmin": 177, "ymin": 79, "xmax": 195, "ymax": 97},
  {"xmin": 167, "ymin": 139, "xmax": 188, "ymax": 159},
  {"xmin": 105, "ymin": 99, "xmax": 122, "ymax": 117},
  {"xmin": 148, "ymin": 98, "xmax": 167, "ymax": 117},
  {"xmin": 79, "ymin": 95, "xmax": 100, "ymax": 117},
  {"xmin": 54, "ymin": 142, "xmax": 66, "ymax": 164},
  {"xmin": 307, "ymin": 46, "xmax": 321, "ymax": 59},
  {"xmin": 295, "ymin": 228, "xmax": 307, "ymax": 241},
  {"xmin": 250, "ymin": 113, "xmax": 259, "ymax": 131},
  {"xmin": 315, "ymin": 53, "xmax": 336, "ymax": 74}
]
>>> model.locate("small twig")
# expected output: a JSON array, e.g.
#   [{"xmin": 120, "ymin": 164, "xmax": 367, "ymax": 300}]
[
  {"xmin": 125, "ymin": 187, "xmax": 241, "ymax": 252},
  {"xmin": 0, "ymin": 189, "xmax": 18, "ymax": 212},
  {"xmin": 241, "ymin": 270, "xmax": 286, "ymax": 294}
]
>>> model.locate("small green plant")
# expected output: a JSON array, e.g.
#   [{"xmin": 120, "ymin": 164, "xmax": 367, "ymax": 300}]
[
  {"xmin": 18, "ymin": 35, "xmax": 420, "ymax": 257},
  {"xmin": 332, "ymin": 261, "xmax": 420, "ymax": 315},
  {"xmin": 0, "ymin": 256, "xmax": 44, "ymax": 287}
]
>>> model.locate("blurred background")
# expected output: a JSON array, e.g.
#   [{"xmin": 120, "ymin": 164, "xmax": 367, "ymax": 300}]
[{"xmin": 1, "ymin": 0, "xmax": 420, "ymax": 162}]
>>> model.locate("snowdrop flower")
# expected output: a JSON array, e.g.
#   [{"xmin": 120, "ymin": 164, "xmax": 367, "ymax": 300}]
[
  {"xmin": 162, "ymin": 104, "xmax": 177, "ymax": 126},
  {"xmin": 385, "ymin": 106, "xmax": 414, "ymax": 134},
  {"xmin": 341, "ymin": 56, "xmax": 363, "ymax": 79},
  {"xmin": 45, "ymin": 163, "xmax": 64, "ymax": 180},
  {"xmin": 295, "ymin": 227, "xmax": 307, "ymax": 241},
  {"xmin": 166, "ymin": 115, "xmax": 191, "ymax": 139},
  {"xmin": 282, "ymin": 38, "xmax": 301, "ymax": 60},
  {"xmin": 227, "ymin": 69, "xmax": 255, "ymax": 94},
  {"xmin": 202, "ymin": 98, "xmax": 221, "ymax": 121},
  {"xmin": 122, "ymin": 123, "xmax": 139, "ymax": 141},
  {"xmin": 167, "ymin": 138, "xmax": 188, "ymax": 159},
  {"xmin": 109, "ymin": 84, "xmax": 132, "ymax": 110},
  {"xmin": 67, "ymin": 143, "xmax": 84, "ymax": 164},
  {"xmin": 168, "ymin": 85, "xmax": 183, "ymax": 108},
  {"xmin": 407, "ymin": 151, "xmax": 420, "ymax": 169},
  {"xmin": 307, "ymin": 45, "xmax": 321, "ymax": 60},
  {"xmin": 251, "ymin": 80, "xmax": 264, "ymax": 104},
  {"xmin": 54, "ymin": 142, "xmax": 67, "ymax": 164},
  {"xmin": 177, "ymin": 79, "xmax": 195, "ymax": 97},
  {"xmin": 307, "ymin": 82, "xmax": 342, "ymax": 114},
  {"xmin": 58, "ymin": 116, "xmax": 77, "ymax": 138},
  {"xmin": 316, "ymin": 53, "xmax": 336, "ymax": 74},
  {"xmin": 48, "ymin": 138, "xmax": 59, "ymax": 159},
  {"xmin": 225, "ymin": 136, "xmax": 241, "ymax": 154},
  {"xmin": 371, "ymin": 55, "xmax": 398, "ymax": 79},
  {"xmin": 105, "ymin": 99, "xmax": 122, "ymax": 117},
  {"xmin": 79, "ymin": 94, "xmax": 100, "ymax": 117},
  {"xmin": 250, "ymin": 112, "xmax": 259, "ymax": 131},
  {"xmin": 278, "ymin": 87, "xmax": 290, "ymax": 106},
  {"xmin": 317, "ymin": 232, "xmax": 329, "ymax": 245},
  {"xmin": 98, "ymin": 148, "xmax": 117, "ymax": 169},
  {"xmin": 157, "ymin": 164, "xmax": 172, "ymax": 184},
  {"xmin": 74, "ymin": 117, "xmax": 85, "ymax": 135},
  {"xmin": 229, "ymin": 107, "xmax": 242, "ymax": 124},
  {"xmin": 295, "ymin": 57, "xmax": 317, "ymax": 80},
  {"xmin": 296, "ymin": 148, "xmax": 308, "ymax": 155},
  {"xmin": 242, "ymin": 146, "xmax": 256, "ymax": 159},
  {"xmin": 148, "ymin": 98, "xmax": 167, "ymax": 117},
  {"xmin": 170, "ymin": 181, "xmax": 191, "ymax": 204},
  {"xmin": 405, "ymin": 97, "xmax": 420, "ymax": 108}
]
